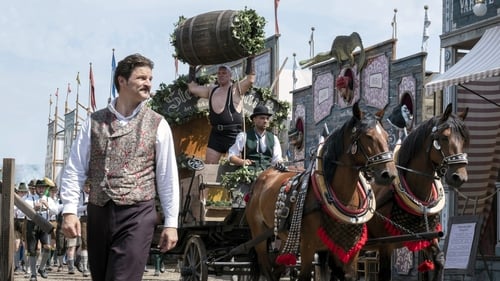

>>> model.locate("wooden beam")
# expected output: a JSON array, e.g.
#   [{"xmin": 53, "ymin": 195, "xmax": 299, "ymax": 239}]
[{"xmin": 1, "ymin": 158, "xmax": 15, "ymax": 281}]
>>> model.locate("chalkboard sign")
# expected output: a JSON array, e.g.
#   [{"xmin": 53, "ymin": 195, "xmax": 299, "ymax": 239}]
[
  {"xmin": 160, "ymin": 86, "xmax": 280, "ymax": 123},
  {"xmin": 443, "ymin": 215, "xmax": 482, "ymax": 276}
]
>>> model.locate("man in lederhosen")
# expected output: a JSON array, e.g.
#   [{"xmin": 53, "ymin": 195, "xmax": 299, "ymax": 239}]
[{"xmin": 24, "ymin": 178, "xmax": 58, "ymax": 281}]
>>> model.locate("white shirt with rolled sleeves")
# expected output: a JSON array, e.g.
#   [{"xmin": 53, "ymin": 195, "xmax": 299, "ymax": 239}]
[
  {"xmin": 60, "ymin": 99, "xmax": 180, "ymax": 228},
  {"xmin": 227, "ymin": 131, "xmax": 282, "ymax": 165}
]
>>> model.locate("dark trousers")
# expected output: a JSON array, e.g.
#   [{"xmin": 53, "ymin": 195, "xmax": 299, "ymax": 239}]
[
  {"xmin": 25, "ymin": 220, "xmax": 50, "ymax": 255},
  {"xmin": 87, "ymin": 200, "xmax": 157, "ymax": 281}
]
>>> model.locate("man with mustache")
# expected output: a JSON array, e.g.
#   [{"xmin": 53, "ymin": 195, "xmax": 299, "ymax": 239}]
[{"xmin": 60, "ymin": 53, "xmax": 180, "ymax": 281}]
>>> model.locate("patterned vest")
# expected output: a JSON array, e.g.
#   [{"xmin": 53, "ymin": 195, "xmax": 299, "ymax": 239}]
[
  {"xmin": 88, "ymin": 105, "xmax": 163, "ymax": 206},
  {"xmin": 246, "ymin": 129, "xmax": 274, "ymax": 171}
]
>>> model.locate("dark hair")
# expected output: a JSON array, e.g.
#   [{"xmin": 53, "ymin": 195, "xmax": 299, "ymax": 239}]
[{"xmin": 113, "ymin": 53, "xmax": 154, "ymax": 92}]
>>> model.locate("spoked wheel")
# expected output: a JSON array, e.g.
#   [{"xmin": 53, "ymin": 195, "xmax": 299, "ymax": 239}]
[{"xmin": 181, "ymin": 236, "xmax": 208, "ymax": 281}]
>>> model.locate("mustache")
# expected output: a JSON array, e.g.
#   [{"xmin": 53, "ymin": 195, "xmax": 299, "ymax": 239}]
[{"xmin": 140, "ymin": 86, "xmax": 152, "ymax": 95}]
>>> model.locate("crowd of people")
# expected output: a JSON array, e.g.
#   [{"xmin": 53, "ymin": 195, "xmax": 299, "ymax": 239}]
[{"xmin": 13, "ymin": 178, "xmax": 90, "ymax": 280}]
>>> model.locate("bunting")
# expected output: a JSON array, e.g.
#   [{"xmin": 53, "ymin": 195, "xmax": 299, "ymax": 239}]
[
  {"xmin": 111, "ymin": 50, "xmax": 117, "ymax": 98},
  {"xmin": 89, "ymin": 64, "xmax": 96, "ymax": 112}
]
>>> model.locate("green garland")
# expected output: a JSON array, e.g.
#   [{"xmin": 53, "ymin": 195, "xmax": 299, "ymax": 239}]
[{"xmin": 149, "ymin": 75, "xmax": 289, "ymax": 128}]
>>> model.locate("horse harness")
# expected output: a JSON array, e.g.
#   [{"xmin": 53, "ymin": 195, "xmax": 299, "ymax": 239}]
[{"xmin": 273, "ymin": 130, "xmax": 393, "ymax": 263}]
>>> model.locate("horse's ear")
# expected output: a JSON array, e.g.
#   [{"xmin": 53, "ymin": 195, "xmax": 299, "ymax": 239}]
[
  {"xmin": 353, "ymin": 101, "xmax": 362, "ymax": 120},
  {"xmin": 441, "ymin": 103, "xmax": 453, "ymax": 121},
  {"xmin": 376, "ymin": 103, "xmax": 388, "ymax": 120},
  {"xmin": 458, "ymin": 107, "xmax": 469, "ymax": 121}
]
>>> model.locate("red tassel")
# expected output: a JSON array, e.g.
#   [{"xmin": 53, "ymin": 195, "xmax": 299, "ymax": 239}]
[
  {"xmin": 317, "ymin": 225, "xmax": 367, "ymax": 264},
  {"xmin": 275, "ymin": 253, "xmax": 297, "ymax": 266},
  {"xmin": 418, "ymin": 260, "xmax": 434, "ymax": 272},
  {"xmin": 244, "ymin": 193, "xmax": 251, "ymax": 203}
]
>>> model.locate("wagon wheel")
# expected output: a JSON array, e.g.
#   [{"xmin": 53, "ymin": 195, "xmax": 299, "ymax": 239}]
[
  {"xmin": 313, "ymin": 252, "xmax": 332, "ymax": 281},
  {"xmin": 181, "ymin": 236, "xmax": 208, "ymax": 281}
]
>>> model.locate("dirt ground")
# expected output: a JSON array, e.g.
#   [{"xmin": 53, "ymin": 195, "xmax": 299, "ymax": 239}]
[{"xmin": 12, "ymin": 263, "xmax": 231, "ymax": 281}]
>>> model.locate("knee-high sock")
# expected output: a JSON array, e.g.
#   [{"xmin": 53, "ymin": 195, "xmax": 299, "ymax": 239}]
[
  {"xmin": 58, "ymin": 255, "xmax": 64, "ymax": 268},
  {"xmin": 81, "ymin": 250, "xmax": 88, "ymax": 271},
  {"xmin": 154, "ymin": 254, "xmax": 161, "ymax": 272},
  {"xmin": 39, "ymin": 248, "xmax": 50, "ymax": 270},
  {"xmin": 29, "ymin": 256, "xmax": 37, "ymax": 275},
  {"xmin": 14, "ymin": 247, "xmax": 21, "ymax": 267}
]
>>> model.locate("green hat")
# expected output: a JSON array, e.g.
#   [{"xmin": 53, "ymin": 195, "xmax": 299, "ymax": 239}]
[
  {"xmin": 35, "ymin": 177, "xmax": 55, "ymax": 188},
  {"xmin": 17, "ymin": 182, "xmax": 29, "ymax": 192},
  {"xmin": 28, "ymin": 179, "xmax": 37, "ymax": 187}
]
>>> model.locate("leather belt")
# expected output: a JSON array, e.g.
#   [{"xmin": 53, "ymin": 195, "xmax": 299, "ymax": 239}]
[{"xmin": 215, "ymin": 124, "xmax": 242, "ymax": 131}]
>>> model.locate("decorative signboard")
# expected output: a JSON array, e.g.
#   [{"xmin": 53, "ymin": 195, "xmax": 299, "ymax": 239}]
[{"xmin": 443, "ymin": 215, "xmax": 483, "ymax": 276}]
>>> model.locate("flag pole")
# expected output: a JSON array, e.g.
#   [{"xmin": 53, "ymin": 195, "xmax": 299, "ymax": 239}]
[
  {"xmin": 309, "ymin": 27, "xmax": 315, "ymax": 58},
  {"xmin": 392, "ymin": 9, "xmax": 398, "ymax": 39},
  {"xmin": 54, "ymin": 88, "xmax": 59, "ymax": 123},
  {"xmin": 53, "ymin": 88, "xmax": 60, "ymax": 182},
  {"xmin": 292, "ymin": 53, "xmax": 298, "ymax": 92},
  {"xmin": 48, "ymin": 94, "xmax": 53, "ymax": 122},
  {"xmin": 421, "ymin": 5, "xmax": 431, "ymax": 52},
  {"xmin": 108, "ymin": 48, "xmax": 116, "ymax": 104},
  {"xmin": 65, "ymin": 83, "xmax": 71, "ymax": 114},
  {"xmin": 88, "ymin": 63, "xmax": 92, "ymax": 115}
]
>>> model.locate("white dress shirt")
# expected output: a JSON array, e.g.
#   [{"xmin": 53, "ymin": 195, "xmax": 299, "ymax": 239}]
[
  {"xmin": 227, "ymin": 130, "xmax": 282, "ymax": 165},
  {"xmin": 60, "ymin": 98, "xmax": 180, "ymax": 228}
]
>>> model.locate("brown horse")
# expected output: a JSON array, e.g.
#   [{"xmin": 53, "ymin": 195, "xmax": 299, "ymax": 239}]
[
  {"xmin": 366, "ymin": 103, "xmax": 469, "ymax": 281},
  {"xmin": 246, "ymin": 102, "xmax": 397, "ymax": 281}
]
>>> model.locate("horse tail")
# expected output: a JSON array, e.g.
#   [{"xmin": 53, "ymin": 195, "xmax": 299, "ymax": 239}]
[{"xmin": 351, "ymin": 32, "xmax": 366, "ymax": 72}]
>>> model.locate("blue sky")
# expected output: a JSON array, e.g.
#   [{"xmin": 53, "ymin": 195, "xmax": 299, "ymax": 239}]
[{"xmin": 0, "ymin": 0, "xmax": 442, "ymax": 169}]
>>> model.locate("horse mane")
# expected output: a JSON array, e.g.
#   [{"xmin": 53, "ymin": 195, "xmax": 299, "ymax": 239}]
[
  {"xmin": 398, "ymin": 112, "xmax": 470, "ymax": 167},
  {"xmin": 322, "ymin": 114, "xmax": 380, "ymax": 184}
]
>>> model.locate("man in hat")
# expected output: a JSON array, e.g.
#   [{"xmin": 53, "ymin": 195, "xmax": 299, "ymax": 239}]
[
  {"xmin": 24, "ymin": 178, "xmax": 58, "ymax": 281},
  {"xmin": 187, "ymin": 56, "xmax": 256, "ymax": 164},
  {"xmin": 227, "ymin": 105, "xmax": 283, "ymax": 172}
]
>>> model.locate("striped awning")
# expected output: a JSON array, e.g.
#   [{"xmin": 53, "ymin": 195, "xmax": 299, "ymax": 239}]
[{"xmin": 425, "ymin": 25, "xmax": 500, "ymax": 94}]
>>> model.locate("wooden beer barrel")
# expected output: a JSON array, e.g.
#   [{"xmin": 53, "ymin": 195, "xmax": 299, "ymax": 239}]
[{"xmin": 174, "ymin": 10, "xmax": 248, "ymax": 66}]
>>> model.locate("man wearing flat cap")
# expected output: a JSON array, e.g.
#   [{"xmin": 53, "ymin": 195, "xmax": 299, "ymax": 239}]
[{"xmin": 227, "ymin": 105, "xmax": 282, "ymax": 172}]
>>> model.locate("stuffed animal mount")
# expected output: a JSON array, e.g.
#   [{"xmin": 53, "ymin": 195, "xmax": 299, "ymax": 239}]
[{"xmin": 300, "ymin": 32, "xmax": 366, "ymax": 71}]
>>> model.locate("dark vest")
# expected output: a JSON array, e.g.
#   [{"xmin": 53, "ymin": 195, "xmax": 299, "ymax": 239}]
[
  {"xmin": 246, "ymin": 129, "xmax": 274, "ymax": 171},
  {"xmin": 88, "ymin": 105, "xmax": 163, "ymax": 206}
]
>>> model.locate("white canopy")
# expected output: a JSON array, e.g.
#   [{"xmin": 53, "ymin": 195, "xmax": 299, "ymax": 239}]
[{"xmin": 425, "ymin": 25, "xmax": 500, "ymax": 94}]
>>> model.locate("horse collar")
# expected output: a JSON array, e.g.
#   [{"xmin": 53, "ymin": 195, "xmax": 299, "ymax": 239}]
[
  {"xmin": 312, "ymin": 142, "xmax": 376, "ymax": 224},
  {"xmin": 393, "ymin": 171, "xmax": 445, "ymax": 216}
]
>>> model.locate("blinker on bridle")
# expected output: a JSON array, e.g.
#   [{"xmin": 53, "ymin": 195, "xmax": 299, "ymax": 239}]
[
  {"xmin": 349, "ymin": 124, "xmax": 393, "ymax": 179},
  {"xmin": 429, "ymin": 125, "xmax": 468, "ymax": 177}
]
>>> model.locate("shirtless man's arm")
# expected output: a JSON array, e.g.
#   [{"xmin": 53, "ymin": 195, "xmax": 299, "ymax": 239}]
[{"xmin": 187, "ymin": 56, "xmax": 255, "ymax": 98}]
